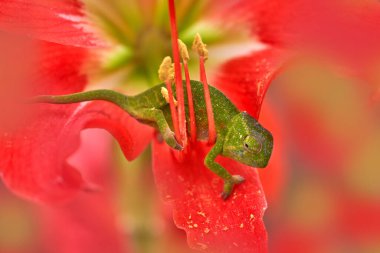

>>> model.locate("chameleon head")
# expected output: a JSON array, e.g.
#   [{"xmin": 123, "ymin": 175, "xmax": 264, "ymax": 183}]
[{"xmin": 222, "ymin": 112, "xmax": 273, "ymax": 168}]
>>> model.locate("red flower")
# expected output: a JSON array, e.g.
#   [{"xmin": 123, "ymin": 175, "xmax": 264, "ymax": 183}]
[
  {"xmin": 0, "ymin": 1, "xmax": 288, "ymax": 252},
  {"xmin": 0, "ymin": 1, "xmax": 289, "ymax": 252}
]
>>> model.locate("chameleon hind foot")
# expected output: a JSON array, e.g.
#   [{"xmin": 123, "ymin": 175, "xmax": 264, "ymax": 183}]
[{"xmin": 220, "ymin": 175, "xmax": 245, "ymax": 200}]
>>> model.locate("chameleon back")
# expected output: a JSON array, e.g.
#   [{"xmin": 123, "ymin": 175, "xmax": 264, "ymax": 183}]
[{"xmin": 129, "ymin": 80, "xmax": 240, "ymax": 141}]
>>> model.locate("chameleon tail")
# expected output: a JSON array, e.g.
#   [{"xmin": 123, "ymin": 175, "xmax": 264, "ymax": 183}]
[{"xmin": 32, "ymin": 89, "xmax": 130, "ymax": 110}]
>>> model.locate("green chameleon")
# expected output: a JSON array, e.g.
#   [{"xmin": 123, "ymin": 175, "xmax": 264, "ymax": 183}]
[{"xmin": 33, "ymin": 80, "xmax": 273, "ymax": 199}]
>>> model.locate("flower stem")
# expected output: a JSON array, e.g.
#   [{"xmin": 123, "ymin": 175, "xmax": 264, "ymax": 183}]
[
  {"xmin": 183, "ymin": 60, "xmax": 197, "ymax": 142},
  {"xmin": 199, "ymin": 56, "xmax": 216, "ymax": 144}
]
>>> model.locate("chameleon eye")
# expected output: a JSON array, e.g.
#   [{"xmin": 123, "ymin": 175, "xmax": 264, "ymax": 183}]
[{"xmin": 244, "ymin": 135, "xmax": 262, "ymax": 153}]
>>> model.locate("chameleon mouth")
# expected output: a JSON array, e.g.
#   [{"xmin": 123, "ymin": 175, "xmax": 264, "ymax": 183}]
[{"xmin": 261, "ymin": 135, "xmax": 274, "ymax": 167}]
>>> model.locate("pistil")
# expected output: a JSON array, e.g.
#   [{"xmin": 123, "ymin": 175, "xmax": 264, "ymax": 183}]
[{"xmin": 178, "ymin": 39, "xmax": 197, "ymax": 142}]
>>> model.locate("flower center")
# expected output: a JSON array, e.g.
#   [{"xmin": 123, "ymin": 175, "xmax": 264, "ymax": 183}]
[{"xmin": 135, "ymin": 27, "xmax": 171, "ymax": 80}]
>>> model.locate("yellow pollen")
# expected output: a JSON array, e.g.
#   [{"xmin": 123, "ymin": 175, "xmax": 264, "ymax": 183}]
[
  {"xmin": 158, "ymin": 56, "xmax": 173, "ymax": 82},
  {"xmin": 192, "ymin": 33, "xmax": 208, "ymax": 61},
  {"xmin": 197, "ymin": 211, "xmax": 206, "ymax": 218},
  {"xmin": 178, "ymin": 39, "xmax": 190, "ymax": 61},
  {"xmin": 168, "ymin": 63, "xmax": 175, "ymax": 82}
]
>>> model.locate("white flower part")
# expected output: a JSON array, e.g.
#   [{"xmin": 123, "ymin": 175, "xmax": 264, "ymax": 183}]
[{"xmin": 57, "ymin": 13, "xmax": 83, "ymax": 23}]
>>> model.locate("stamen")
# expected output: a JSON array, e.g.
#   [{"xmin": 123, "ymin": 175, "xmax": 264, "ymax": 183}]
[
  {"xmin": 192, "ymin": 34, "xmax": 216, "ymax": 144},
  {"xmin": 178, "ymin": 39, "xmax": 197, "ymax": 142},
  {"xmin": 168, "ymin": 0, "xmax": 187, "ymax": 146},
  {"xmin": 158, "ymin": 57, "xmax": 180, "ymax": 140}
]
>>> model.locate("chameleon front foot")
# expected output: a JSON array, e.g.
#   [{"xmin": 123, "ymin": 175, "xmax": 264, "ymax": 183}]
[
  {"xmin": 220, "ymin": 175, "xmax": 245, "ymax": 200},
  {"xmin": 163, "ymin": 129, "xmax": 183, "ymax": 151}
]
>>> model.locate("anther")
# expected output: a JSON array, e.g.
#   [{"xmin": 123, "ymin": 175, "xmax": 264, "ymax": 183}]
[
  {"xmin": 192, "ymin": 33, "xmax": 209, "ymax": 61},
  {"xmin": 158, "ymin": 56, "xmax": 173, "ymax": 82},
  {"xmin": 178, "ymin": 39, "xmax": 190, "ymax": 61},
  {"xmin": 168, "ymin": 63, "xmax": 175, "ymax": 83}
]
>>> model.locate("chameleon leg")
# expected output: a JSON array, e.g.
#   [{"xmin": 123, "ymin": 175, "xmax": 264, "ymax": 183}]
[
  {"xmin": 204, "ymin": 138, "xmax": 245, "ymax": 199},
  {"xmin": 137, "ymin": 108, "xmax": 183, "ymax": 150}
]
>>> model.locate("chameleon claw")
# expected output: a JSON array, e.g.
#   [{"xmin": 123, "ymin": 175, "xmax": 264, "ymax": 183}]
[
  {"xmin": 232, "ymin": 175, "xmax": 245, "ymax": 184},
  {"xmin": 174, "ymin": 142, "xmax": 184, "ymax": 151},
  {"xmin": 220, "ymin": 191, "xmax": 230, "ymax": 200},
  {"xmin": 220, "ymin": 175, "xmax": 245, "ymax": 200}
]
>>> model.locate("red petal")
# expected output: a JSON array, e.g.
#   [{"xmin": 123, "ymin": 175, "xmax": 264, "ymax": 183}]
[
  {"xmin": 223, "ymin": 0, "xmax": 309, "ymax": 46},
  {"xmin": 227, "ymin": 0, "xmax": 380, "ymax": 47},
  {"xmin": 213, "ymin": 48, "xmax": 286, "ymax": 119},
  {"xmin": 225, "ymin": 0, "xmax": 380, "ymax": 78},
  {"xmin": 76, "ymin": 101, "xmax": 154, "ymax": 161},
  {"xmin": 152, "ymin": 140, "xmax": 267, "ymax": 253},
  {"xmin": 0, "ymin": 0, "xmax": 102, "ymax": 47},
  {"xmin": 0, "ymin": 101, "xmax": 152, "ymax": 203},
  {"xmin": 34, "ymin": 41, "xmax": 89, "ymax": 94},
  {"xmin": 41, "ymin": 129, "xmax": 129, "ymax": 253},
  {"xmin": 0, "ymin": 39, "xmax": 88, "ymax": 132}
]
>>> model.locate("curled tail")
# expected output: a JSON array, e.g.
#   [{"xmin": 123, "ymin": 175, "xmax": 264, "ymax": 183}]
[{"xmin": 33, "ymin": 89, "xmax": 130, "ymax": 110}]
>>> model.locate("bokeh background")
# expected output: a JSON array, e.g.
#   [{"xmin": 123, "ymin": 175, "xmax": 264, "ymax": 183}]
[{"xmin": 0, "ymin": 0, "xmax": 379, "ymax": 253}]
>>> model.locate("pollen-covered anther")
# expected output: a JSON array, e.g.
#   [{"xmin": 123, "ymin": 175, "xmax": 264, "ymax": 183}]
[
  {"xmin": 158, "ymin": 56, "xmax": 173, "ymax": 82},
  {"xmin": 161, "ymin": 87, "xmax": 178, "ymax": 106},
  {"xmin": 168, "ymin": 63, "xmax": 175, "ymax": 82},
  {"xmin": 178, "ymin": 39, "xmax": 190, "ymax": 61},
  {"xmin": 192, "ymin": 33, "xmax": 209, "ymax": 61}
]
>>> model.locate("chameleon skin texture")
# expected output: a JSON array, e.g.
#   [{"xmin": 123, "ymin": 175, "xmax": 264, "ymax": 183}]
[
  {"xmin": 34, "ymin": 80, "xmax": 273, "ymax": 197},
  {"xmin": 130, "ymin": 81, "xmax": 239, "ymax": 140}
]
